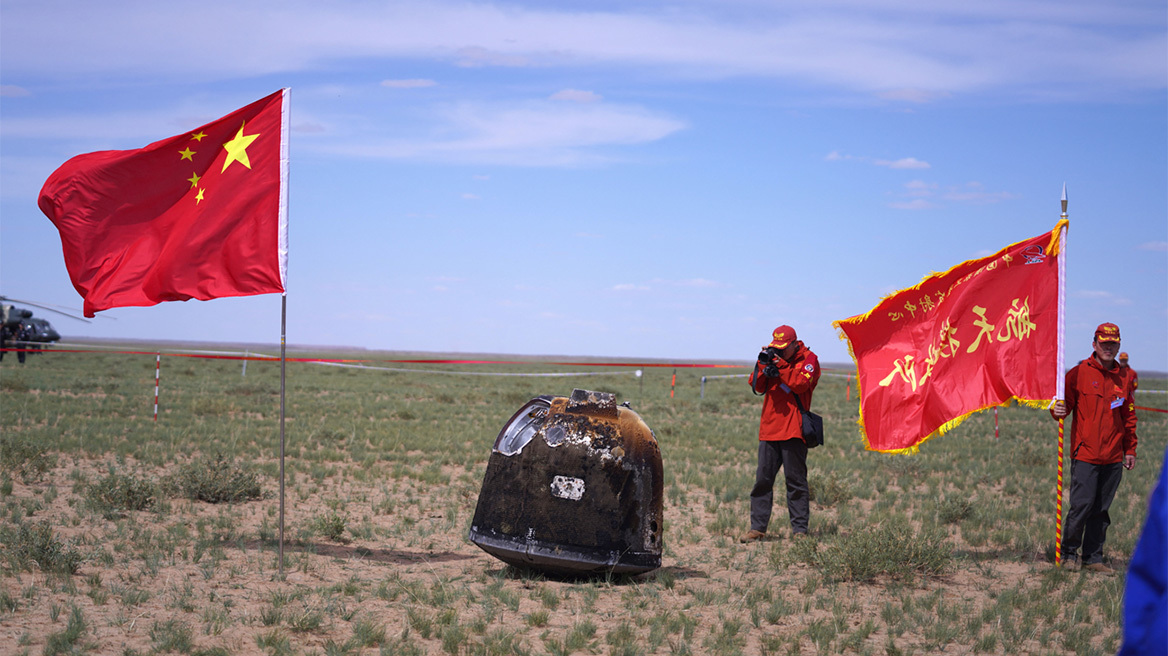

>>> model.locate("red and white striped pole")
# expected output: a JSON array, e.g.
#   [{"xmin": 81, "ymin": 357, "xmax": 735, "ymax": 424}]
[{"xmin": 153, "ymin": 353, "xmax": 161, "ymax": 423}]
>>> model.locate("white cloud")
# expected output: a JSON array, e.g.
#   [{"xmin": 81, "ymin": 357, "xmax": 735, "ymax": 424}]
[
  {"xmin": 827, "ymin": 152, "xmax": 930, "ymax": 169},
  {"xmin": 550, "ymin": 89, "xmax": 603, "ymax": 103},
  {"xmin": 876, "ymin": 88, "xmax": 951, "ymax": 103},
  {"xmin": 1, "ymin": 1, "xmax": 1162, "ymax": 101},
  {"xmin": 381, "ymin": 79, "xmax": 437, "ymax": 88},
  {"xmin": 324, "ymin": 99, "xmax": 687, "ymax": 166},
  {"xmin": 455, "ymin": 46, "xmax": 534, "ymax": 68},
  {"xmin": 0, "ymin": 85, "xmax": 30, "ymax": 97},
  {"xmin": 676, "ymin": 278, "xmax": 720, "ymax": 288},
  {"xmin": 903, "ymin": 180, "xmax": 936, "ymax": 197},
  {"xmin": 888, "ymin": 199, "xmax": 936, "ymax": 210},
  {"xmin": 942, "ymin": 186, "xmax": 1018, "ymax": 204},
  {"xmin": 1137, "ymin": 241, "xmax": 1168, "ymax": 252},
  {"xmin": 825, "ymin": 150, "xmax": 861, "ymax": 162},
  {"xmin": 875, "ymin": 157, "xmax": 931, "ymax": 169},
  {"xmin": 888, "ymin": 180, "xmax": 1017, "ymax": 209},
  {"xmin": 1075, "ymin": 290, "xmax": 1133, "ymax": 306}
]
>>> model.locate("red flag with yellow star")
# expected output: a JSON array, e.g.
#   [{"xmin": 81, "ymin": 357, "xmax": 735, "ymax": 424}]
[{"xmin": 39, "ymin": 89, "xmax": 288, "ymax": 317}]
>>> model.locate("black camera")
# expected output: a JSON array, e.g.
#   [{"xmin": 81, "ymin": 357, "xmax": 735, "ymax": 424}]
[{"xmin": 758, "ymin": 347, "xmax": 781, "ymax": 377}]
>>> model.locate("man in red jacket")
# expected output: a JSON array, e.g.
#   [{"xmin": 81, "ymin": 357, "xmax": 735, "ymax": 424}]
[
  {"xmin": 740, "ymin": 325, "xmax": 820, "ymax": 542},
  {"xmin": 1117, "ymin": 351, "xmax": 1139, "ymax": 402},
  {"xmin": 1051, "ymin": 322, "xmax": 1138, "ymax": 573}
]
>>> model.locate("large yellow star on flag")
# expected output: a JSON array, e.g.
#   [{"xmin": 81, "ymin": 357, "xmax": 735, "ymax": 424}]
[{"xmin": 221, "ymin": 121, "xmax": 260, "ymax": 172}]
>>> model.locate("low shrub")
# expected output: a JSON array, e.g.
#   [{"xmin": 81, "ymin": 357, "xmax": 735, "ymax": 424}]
[
  {"xmin": 167, "ymin": 453, "xmax": 263, "ymax": 503},
  {"xmin": 808, "ymin": 520, "xmax": 951, "ymax": 583},
  {"xmin": 43, "ymin": 605, "xmax": 88, "ymax": 656},
  {"xmin": 86, "ymin": 469, "xmax": 157, "ymax": 518},
  {"xmin": 312, "ymin": 510, "xmax": 349, "ymax": 542},
  {"xmin": 1, "ymin": 521, "xmax": 83, "ymax": 575},
  {"xmin": 809, "ymin": 471, "xmax": 854, "ymax": 507},
  {"xmin": 938, "ymin": 496, "xmax": 976, "ymax": 524},
  {"xmin": 0, "ymin": 434, "xmax": 55, "ymax": 483}
]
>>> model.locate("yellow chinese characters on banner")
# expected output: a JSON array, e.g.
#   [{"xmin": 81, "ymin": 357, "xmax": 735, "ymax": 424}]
[
  {"xmin": 879, "ymin": 296, "xmax": 1039, "ymax": 394},
  {"xmin": 834, "ymin": 221, "xmax": 1065, "ymax": 454}
]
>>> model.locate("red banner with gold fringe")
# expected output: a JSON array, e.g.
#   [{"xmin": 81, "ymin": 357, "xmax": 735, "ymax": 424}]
[{"xmin": 834, "ymin": 220, "xmax": 1066, "ymax": 453}]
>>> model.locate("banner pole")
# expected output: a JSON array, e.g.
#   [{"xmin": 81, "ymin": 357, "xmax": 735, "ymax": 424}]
[
  {"xmin": 278, "ymin": 293, "xmax": 287, "ymax": 578},
  {"xmin": 1055, "ymin": 185, "xmax": 1068, "ymax": 566}
]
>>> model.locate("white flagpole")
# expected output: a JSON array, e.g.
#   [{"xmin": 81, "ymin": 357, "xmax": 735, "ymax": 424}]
[
  {"xmin": 279, "ymin": 295, "xmax": 287, "ymax": 577},
  {"xmin": 1057, "ymin": 183, "xmax": 1067, "ymax": 399},
  {"xmin": 277, "ymin": 88, "xmax": 291, "ymax": 578},
  {"xmin": 1055, "ymin": 184, "xmax": 1068, "ymax": 567}
]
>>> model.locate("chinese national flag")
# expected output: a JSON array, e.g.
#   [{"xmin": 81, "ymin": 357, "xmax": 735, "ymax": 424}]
[
  {"xmin": 39, "ymin": 89, "xmax": 288, "ymax": 317},
  {"xmin": 833, "ymin": 221, "xmax": 1066, "ymax": 453}
]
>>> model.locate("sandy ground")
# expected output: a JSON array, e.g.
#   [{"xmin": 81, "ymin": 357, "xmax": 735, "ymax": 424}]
[{"xmin": 0, "ymin": 454, "xmax": 1119, "ymax": 656}]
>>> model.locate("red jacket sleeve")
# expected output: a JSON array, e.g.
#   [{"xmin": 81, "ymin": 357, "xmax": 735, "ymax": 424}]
[
  {"xmin": 777, "ymin": 350, "xmax": 820, "ymax": 398},
  {"xmin": 1123, "ymin": 391, "xmax": 1138, "ymax": 458}
]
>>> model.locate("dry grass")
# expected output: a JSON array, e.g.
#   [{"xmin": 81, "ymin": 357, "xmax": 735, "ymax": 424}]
[{"xmin": 0, "ymin": 342, "xmax": 1164, "ymax": 655}]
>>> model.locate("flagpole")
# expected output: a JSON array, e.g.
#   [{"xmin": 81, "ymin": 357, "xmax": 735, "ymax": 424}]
[
  {"xmin": 279, "ymin": 294, "xmax": 286, "ymax": 574},
  {"xmin": 276, "ymin": 88, "xmax": 291, "ymax": 580},
  {"xmin": 1055, "ymin": 185, "xmax": 1068, "ymax": 567}
]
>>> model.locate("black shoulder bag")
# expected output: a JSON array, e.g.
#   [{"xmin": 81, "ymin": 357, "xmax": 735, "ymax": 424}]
[{"xmin": 790, "ymin": 388, "xmax": 824, "ymax": 449}]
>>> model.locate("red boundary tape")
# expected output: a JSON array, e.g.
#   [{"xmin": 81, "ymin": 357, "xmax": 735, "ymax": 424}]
[{"xmin": 2, "ymin": 347, "xmax": 750, "ymax": 368}]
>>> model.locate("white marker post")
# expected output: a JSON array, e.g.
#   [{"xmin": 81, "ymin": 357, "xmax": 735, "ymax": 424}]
[{"xmin": 153, "ymin": 353, "xmax": 161, "ymax": 422}]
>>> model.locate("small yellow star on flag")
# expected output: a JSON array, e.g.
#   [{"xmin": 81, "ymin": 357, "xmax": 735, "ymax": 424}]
[
  {"xmin": 187, "ymin": 172, "xmax": 201, "ymax": 189},
  {"xmin": 190, "ymin": 131, "xmax": 207, "ymax": 141},
  {"xmin": 221, "ymin": 122, "xmax": 259, "ymax": 172},
  {"xmin": 179, "ymin": 147, "xmax": 196, "ymax": 161},
  {"xmin": 195, "ymin": 188, "xmax": 205, "ymax": 204}
]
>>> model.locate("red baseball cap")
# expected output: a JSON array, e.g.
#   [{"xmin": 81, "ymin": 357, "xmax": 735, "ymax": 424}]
[
  {"xmin": 1094, "ymin": 322, "xmax": 1121, "ymax": 343},
  {"xmin": 767, "ymin": 325, "xmax": 797, "ymax": 349}
]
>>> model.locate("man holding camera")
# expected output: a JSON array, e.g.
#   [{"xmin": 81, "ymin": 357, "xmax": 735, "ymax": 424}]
[{"xmin": 740, "ymin": 325, "xmax": 821, "ymax": 542}]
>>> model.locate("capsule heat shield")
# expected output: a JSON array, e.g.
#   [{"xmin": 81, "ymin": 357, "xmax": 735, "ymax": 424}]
[{"xmin": 468, "ymin": 389, "xmax": 664, "ymax": 575}]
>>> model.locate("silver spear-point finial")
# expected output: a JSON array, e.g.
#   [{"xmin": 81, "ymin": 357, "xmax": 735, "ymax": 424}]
[{"xmin": 1061, "ymin": 183, "xmax": 1068, "ymax": 217}]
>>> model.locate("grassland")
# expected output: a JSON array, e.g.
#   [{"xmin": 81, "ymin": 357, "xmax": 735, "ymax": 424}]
[{"xmin": 1, "ymin": 341, "xmax": 1164, "ymax": 656}]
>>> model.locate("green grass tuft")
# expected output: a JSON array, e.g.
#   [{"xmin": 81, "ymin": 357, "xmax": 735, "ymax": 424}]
[{"xmin": 166, "ymin": 453, "xmax": 262, "ymax": 503}]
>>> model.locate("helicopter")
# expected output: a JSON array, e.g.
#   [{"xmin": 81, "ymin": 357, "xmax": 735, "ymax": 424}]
[{"xmin": 1, "ymin": 296, "xmax": 87, "ymax": 354}]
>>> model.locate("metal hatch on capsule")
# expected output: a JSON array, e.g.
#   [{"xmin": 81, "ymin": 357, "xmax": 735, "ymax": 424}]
[{"xmin": 468, "ymin": 389, "xmax": 664, "ymax": 576}]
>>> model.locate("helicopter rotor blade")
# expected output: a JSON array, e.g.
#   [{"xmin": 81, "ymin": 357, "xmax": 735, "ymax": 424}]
[{"xmin": 0, "ymin": 296, "xmax": 91, "ymax": 323}]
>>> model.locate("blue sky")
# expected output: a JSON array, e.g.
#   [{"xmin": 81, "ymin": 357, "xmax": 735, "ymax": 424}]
[{"xmin": 2, "ymin": 0, "xmax": 1165, "ymax": 370}]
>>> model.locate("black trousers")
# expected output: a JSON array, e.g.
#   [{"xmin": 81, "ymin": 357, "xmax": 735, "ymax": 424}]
[
  {"xmin": 1062, "ymin": 459, "xmax": 1123, "ymax": 564},
  {"xmin": 749, "ymin": 439, "xmax": 809, "ymax": 533}
]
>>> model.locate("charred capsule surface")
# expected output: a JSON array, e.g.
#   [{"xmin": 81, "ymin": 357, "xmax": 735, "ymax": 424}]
[{"xmin": 468, "ymin": 389, "xmax": 664, "ymax": 575}]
